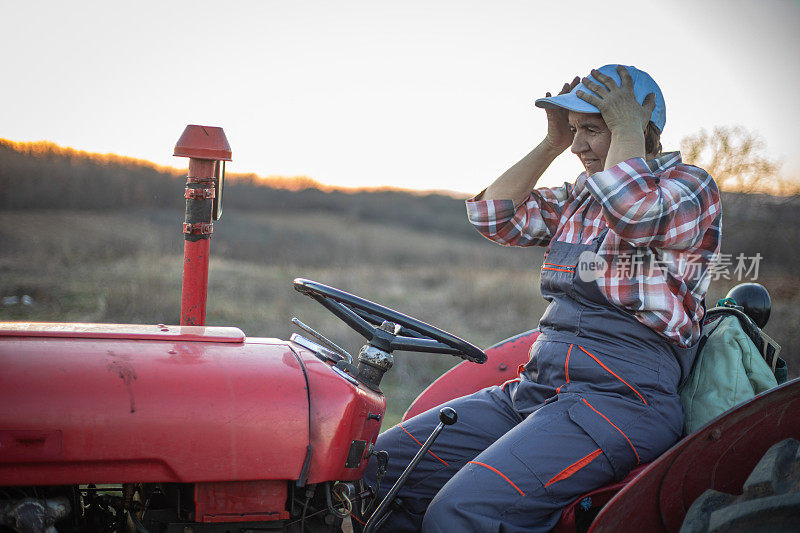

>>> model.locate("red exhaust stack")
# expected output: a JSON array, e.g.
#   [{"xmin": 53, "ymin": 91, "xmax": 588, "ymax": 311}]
[{"xmin": 174, "ymin": 125, "xmax": 232, "ymax": 326}]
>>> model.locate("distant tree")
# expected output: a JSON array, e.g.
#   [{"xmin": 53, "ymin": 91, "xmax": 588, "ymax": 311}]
[{"xmin": 680, "ymin": 125, "xmax": 782, "ymax": 193}]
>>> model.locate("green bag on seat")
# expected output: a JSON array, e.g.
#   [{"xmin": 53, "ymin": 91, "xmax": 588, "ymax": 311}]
[{"xmin": 679, "ymin": 310, "xmax": 781, "ymax": 435}]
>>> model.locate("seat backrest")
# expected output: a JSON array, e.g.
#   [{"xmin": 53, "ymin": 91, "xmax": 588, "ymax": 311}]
[{"xmin": 679, "ymin": 306, "xmax": 783, "ymax": 435}]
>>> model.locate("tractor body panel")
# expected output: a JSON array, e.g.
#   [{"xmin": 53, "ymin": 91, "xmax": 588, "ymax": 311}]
[
  {"xmin": 281, "ymin": 340, "xmax": 385, "ymax": 484},
  {"xmin": 0, "ymin": 323, "xmax": 384, "ymax": 488}
]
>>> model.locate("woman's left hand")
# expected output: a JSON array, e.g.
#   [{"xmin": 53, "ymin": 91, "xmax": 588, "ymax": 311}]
[{"xmin": 576, "ymin": 66, "xmax": 655, "ymax": 134}]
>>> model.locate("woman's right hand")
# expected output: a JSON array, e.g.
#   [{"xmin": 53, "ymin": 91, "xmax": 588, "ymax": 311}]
[{"xmin": 543, "ymin": 76, "xmax": 580, "ymax": 152}]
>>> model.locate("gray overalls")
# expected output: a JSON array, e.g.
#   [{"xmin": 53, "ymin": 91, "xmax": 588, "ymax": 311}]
[{"xmin": 363, "ymin": 228, "xmax": 699, "ymax": 532}]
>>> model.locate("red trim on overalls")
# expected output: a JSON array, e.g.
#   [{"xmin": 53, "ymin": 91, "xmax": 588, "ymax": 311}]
[
  {"xmin": 501, "ymin": 364, "xmax": 528, "ymax": 391},
  {"xmin": 576, "ymin": 345, "xmax": 648, "ymax": 405},
  {"xmin": 581, "ymin": 398, "xmax": 640, "ymax": 464},
  {"xmin": 501, "ymin": 378, "xmax": 520, "ymax": 391},
  {"xmin": 556, "ymin": 343, "xmax": 574, "ymax": 394},
  {"xmin": 467, "ymin": 461, "xmax": 526, "ymax": 496},
  {"xmin": 542, "ymin": 262, "xmax": 576, "ymax": 273},
  {"xmin": 544, "ymin": 448, "xmax": 603, "ymax": 487},
  {"xmin": 543, "ymin": 262, "xmax": 577, "ymax": 269},
  {"xmin": 398, "ymin": 423, "xmax": 449, "ymax": 466}
]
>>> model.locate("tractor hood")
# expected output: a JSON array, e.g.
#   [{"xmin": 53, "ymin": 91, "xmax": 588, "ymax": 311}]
[{"xmin": 0, "ymin": 322, "xmax": 383, "ymax": 486}]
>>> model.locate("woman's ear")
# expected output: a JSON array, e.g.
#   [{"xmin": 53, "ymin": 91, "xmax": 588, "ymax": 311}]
[{"xmin": 644, "ymin": 122, "xmax": 662, "ymax": 158}]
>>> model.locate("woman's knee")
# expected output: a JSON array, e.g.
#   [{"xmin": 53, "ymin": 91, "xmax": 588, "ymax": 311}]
[{"xmin": 421, "ymin": 490, "xmax": 469, "ymax": 532}]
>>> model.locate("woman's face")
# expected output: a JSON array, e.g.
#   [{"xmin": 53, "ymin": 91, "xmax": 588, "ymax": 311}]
[{"xmin": 569, "ymin": 111, "xmax": 612, "ymax": 175}]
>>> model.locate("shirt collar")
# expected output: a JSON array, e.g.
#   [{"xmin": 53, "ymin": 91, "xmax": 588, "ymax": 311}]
[
  {"xmin": 574, "ymin": 151, "xmax": 683, "ymax": 195},
  {"xmin": 575, "ymin": 172, "xmax": 588, "ymax": 191}
]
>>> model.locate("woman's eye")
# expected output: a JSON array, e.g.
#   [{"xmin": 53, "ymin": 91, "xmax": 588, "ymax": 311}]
[{"xmin": 569, "ymin": 127, "xmax": 576, "ymax": 133}]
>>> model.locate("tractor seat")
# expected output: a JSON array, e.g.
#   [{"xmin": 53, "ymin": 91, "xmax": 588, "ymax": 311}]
[{"xmin": 552, "ymin": 462, "xmax": 650, "ymax": 532}]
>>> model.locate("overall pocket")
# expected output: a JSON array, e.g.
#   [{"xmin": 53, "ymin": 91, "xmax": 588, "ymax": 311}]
[
  {"xmin": 509, "ymin": 406, "xmax": 615, "ymax": 502},
  {"xmin": 566, "ymin": 395, "xmax": 649, "ymax": 479}
]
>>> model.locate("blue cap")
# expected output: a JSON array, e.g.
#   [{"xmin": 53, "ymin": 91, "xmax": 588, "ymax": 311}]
[{"xmin": 534, "ymin": 64, "xmax": 666, "ymax": 133}]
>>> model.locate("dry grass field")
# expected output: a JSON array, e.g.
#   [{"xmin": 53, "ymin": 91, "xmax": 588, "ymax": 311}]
[
  {"xmin": 2, "ymin": 203, "xmax": 798, "ymax": 427},
  {"xmin": 0, "ymin": 208, "xmax": 545, "ymax": 424}
]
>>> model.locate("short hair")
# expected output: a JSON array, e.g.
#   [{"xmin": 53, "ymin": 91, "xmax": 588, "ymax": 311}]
[{"xmin": 645, "ymin": 123, "xmax": 662, "ymax": 157}]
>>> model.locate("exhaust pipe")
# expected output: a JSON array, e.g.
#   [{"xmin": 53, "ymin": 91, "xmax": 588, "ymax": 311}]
[{"xmin": 173, "ymin": 125, "xmax": 231, "ymax": 326}]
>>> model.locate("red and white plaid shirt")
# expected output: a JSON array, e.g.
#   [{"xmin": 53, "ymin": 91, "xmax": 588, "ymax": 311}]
[{"xmin": 466, "ymin": 152, "xmax": 722, "ymax": 348}]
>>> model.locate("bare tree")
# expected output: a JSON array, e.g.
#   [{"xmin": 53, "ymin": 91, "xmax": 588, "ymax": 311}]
[{"xmin": 680, "ymin": 125, "xmax": 782, "ymax": 193}]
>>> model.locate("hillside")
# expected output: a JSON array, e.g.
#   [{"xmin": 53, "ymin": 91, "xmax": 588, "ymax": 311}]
[{"xmin": 0, "ymin": 139, "xmax": 478, "ymax": 241}]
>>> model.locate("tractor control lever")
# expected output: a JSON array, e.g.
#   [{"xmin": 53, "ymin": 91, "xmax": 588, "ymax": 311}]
[
  {"xmin": 364, "ymin": 407, "xmax": 458, "ymax": 533},
  {"xmin": 291, "ymin": 317, "xmax": 353, "ymax": 364}
]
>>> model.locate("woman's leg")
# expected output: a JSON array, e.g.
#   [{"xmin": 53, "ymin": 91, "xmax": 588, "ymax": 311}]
[
  {"xmin": 360, "ymin": 386, "xmax": 524, "ymax": 532},
  {"xmin": 422, "ymin": 396, "xmax": 618, "ymax": 533}
]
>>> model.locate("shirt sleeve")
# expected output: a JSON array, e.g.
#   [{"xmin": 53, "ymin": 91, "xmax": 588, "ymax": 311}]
[
  {"xmin": 584, "ymin": 157, "xmax": 721, "ymax": 250},
  {"xmin": 465, "ymin": 182, "xmax": 572, "ymax": 246}
]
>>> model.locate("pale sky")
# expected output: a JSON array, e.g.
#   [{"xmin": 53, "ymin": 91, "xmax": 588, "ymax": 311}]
[{"xmin": 3, "ymin": 0, "xmax": 799, "ymax": 193}]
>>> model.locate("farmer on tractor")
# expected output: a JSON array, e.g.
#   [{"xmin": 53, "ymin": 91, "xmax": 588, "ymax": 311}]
[{"xmin": 361, "ymin": 64, "xmax": 722, "ymax": 531}]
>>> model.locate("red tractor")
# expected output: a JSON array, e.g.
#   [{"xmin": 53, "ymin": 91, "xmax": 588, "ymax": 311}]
[{"xmin": 1, "ymin": 126, "xmax": 797, "ymax": 532}]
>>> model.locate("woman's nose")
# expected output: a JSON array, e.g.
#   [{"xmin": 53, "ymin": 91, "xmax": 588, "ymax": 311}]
[{"xmin": 571, "ymin": 133, "xmax": 588, "ymax": 154}]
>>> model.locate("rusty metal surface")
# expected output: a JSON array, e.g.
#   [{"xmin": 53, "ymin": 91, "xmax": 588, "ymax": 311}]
[
  {"xmin": 182, "ymin": 222, "xmax": 214, "ymax": 235},
  {"xmin": 184, "ymin": 187, "xmax": 216, "ymax": 200},
  {"xmin": 194, "ymin": 480, "xmax": 290, "ymax": 523},
  {"xmin": 182, "ymin": 158, "xmax": 215, "ymax": 244},
  {"xmin": 589, "ymin": 378, "xmax": 800, "ymax": 532}
]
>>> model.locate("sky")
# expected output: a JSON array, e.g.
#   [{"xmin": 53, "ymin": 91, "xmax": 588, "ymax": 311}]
[{"xmin": 3, "ymin": 0, "xmax": 799, "ymax": 194}]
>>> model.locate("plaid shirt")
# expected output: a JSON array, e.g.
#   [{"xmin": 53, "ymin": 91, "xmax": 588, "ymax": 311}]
[{"xmin": 466, "ymin": 152, "xmax": 722, "ymax": 348}]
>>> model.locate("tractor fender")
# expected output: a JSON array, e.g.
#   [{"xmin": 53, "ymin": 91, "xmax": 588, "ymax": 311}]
[
  {"xmin": 589, "ymin": 377, "xmax": 800, "ymax": 532},
  {"xmin": 402, "ymin": 330, "xmax": 539, "ymax": 420}
]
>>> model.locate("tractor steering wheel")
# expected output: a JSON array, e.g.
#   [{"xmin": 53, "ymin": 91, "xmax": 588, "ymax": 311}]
[{"xmin": 293, "ymin": 278, "xmax": 486, "ymax": 364}]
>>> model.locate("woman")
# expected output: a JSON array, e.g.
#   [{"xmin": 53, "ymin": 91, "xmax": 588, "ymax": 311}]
[{"xmin": 362, "ymin": 64, "xmax": 721, "ymax": 532}]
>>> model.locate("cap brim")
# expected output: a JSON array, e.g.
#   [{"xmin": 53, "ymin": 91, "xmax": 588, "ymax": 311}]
[{"xmin": 534, "ymin": 92, "xmax": 600, "ymax": 114}]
